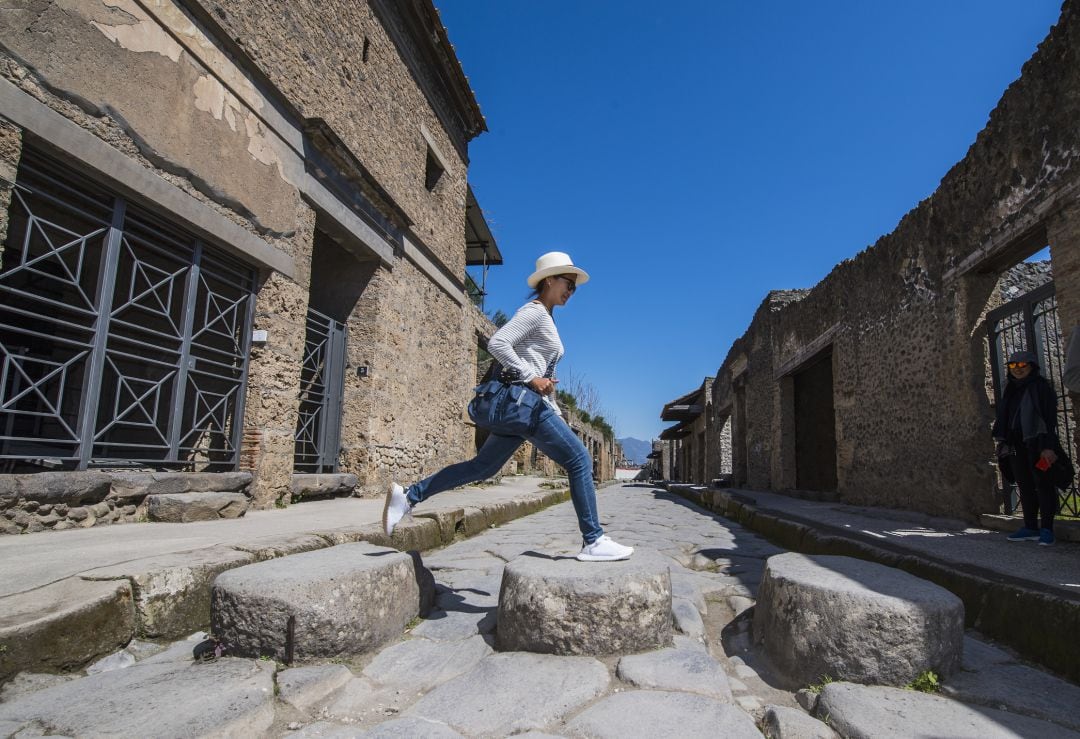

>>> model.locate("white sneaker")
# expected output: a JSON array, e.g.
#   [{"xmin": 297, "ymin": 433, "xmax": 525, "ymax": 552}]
[
  {"xmin": 576, "ymin": 535, "xmax": 634, "ymax": 562},
  {"xmin": 382, "ymin": 483, "xmax": 411, "ymax": 536}
]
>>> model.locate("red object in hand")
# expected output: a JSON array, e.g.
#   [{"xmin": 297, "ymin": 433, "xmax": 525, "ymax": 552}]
[{"xmin": 1036, "ymin": 456, "xmax": 1052, "ymax": 471}]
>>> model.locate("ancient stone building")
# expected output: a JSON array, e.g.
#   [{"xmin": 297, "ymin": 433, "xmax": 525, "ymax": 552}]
[
  {"xmin": 0, "ymin": 0, "xmax": 512, "ymax": 530},
  {"xmin": 661, "ymin": 0, "xmax": 1080, "ymax": 520}
]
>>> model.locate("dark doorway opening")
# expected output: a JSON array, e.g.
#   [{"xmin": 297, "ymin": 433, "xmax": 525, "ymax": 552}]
[{"xmin": 794, "ymin": 350, "xmax": 838, "ymax": 492}]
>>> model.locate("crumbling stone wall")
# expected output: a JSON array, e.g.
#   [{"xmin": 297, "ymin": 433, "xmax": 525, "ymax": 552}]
[
  {"xmin": 0, "ymin": 119, "xmax": 19, "ymax": 264},
  {"xmin": 0, "ymin": 0, "xmax": 490, "ymax": 516},
  {"xmin": 692, "ymin": 1, "xmax": 1080, "ymax": 519}
]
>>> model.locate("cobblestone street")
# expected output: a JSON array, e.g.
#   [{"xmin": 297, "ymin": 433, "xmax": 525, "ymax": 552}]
[{"xmin": 7, "ymin": 482, "xmax": 1079, "ymax": 737}]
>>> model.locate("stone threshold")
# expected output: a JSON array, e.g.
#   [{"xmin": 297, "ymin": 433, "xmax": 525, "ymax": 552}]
[
  {"xmin": 661, "ymin": 483, "xmax": 1080, "ymax": 686},
  {"xmin": 0, "ymin": 485, "xmax": 576, "ymax": 683}
]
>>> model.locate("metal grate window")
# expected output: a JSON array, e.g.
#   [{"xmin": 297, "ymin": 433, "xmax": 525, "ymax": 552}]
[{"xmin": 0, "ymin": 150, "xmax": 256, "ymax": 471}]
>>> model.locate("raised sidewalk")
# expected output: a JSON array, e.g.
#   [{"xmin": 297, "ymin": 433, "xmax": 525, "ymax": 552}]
[
  {"xmin": 0, "ymin": 475, "xmax": 571, "ymax": 680},
  {"xmin": 664, "ymin": 482, "xmax": 1080, "ymax": 683}
]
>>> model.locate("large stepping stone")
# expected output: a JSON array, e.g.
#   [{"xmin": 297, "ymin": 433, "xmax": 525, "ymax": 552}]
[
  {"xmin": 817, "ymin": 682, "xmax": 1080, "ymax": 738},
  {"xmin": 497, "ymin": 549, "xmax": 672, "ymax": 655},
  {"xmin": 406, "ymin": 652, "xmax": 609, "ymax": 735},
  {"xmin": 563, "ymin": 690, "xmax": 762, "ymax": 738},
  {"xmin": 211, "ymin": 542, "xmax": 428, "ymax": 660},
  {"xmin": 753, "ymin": 553, "xmax": 963, "ymax": 687},
  {"xmin": 0, "ymin": 658, "xmax": 275, "ymax": 736}
]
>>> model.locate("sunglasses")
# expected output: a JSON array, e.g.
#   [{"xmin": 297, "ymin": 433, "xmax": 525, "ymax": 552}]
[
  {"xmin": 1007, "ymin": 362, "xmax": 1030, "ymax": 369},
  {"xmin": 553, "ymin": 275, "xmax": 577, "ymax": 293}
]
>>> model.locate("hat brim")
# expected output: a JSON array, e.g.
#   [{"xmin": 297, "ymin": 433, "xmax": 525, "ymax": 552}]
[{"xmin": 527, "ymin": 265, "xmax": 590, "ymax": 289}]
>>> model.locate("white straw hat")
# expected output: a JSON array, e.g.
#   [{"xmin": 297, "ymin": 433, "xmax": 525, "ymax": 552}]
[{"xmin": 526, "ymin": 251, "xmax": 590, "ymax": 289}]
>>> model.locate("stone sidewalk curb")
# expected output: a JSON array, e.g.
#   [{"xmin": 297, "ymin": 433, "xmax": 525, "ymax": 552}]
[
  {"xmin": 0, "ymin": 484, "xmax": 576, "ymax": 681},
  {"xmin": 661, "ymin": 482, "xmax": 1080, "ymax": 685}
]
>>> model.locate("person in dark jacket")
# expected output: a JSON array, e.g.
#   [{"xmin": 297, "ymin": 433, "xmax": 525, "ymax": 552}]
[{"xmin": 992, "ymin": 350, "xmax": 1060, "ymax": 546}]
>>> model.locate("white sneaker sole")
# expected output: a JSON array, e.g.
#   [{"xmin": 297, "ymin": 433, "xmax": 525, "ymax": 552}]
[
  {"xmin": 576, "ymin": 549, "xmax": 634, "ymax": 562},
  {"xmin": 382, "ymin": 485, "xmax": 407, "ymax": 537}
]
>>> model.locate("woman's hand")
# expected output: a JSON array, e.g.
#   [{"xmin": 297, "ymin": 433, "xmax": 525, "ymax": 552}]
[
  {"xmin": 1041, "ymin": 449, "xmax": 1058, "ymax": 466},
  {"xmin": 529, "ymin": 377, "xmax": 558, "ymax": 396}
]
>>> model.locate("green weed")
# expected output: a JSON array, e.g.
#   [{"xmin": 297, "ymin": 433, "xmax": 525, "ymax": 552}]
[{"xmin": 906, "ymin": 670, "xmax": 940, "ymax": 693}]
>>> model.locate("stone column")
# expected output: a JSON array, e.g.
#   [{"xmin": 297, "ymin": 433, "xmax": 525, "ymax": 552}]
[
  {"xmin": 239, "ymin": 214, "xmax": 315, "ymax": 508},
  {"xmin": 0, "ymin": 119, "xmax": 23, "ymax": 266},
  {"xmin": 1047, "ymin": 199, "xmax": 1080, "ymax": 458}
]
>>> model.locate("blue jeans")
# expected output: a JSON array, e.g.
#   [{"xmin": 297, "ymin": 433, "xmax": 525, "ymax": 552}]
[{"xmin": 405, "ymin": 407, "xmax": 603, "ymax": 544}]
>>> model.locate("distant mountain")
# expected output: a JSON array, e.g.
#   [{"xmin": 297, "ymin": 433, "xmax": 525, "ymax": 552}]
[{"xmin": 617, "ymin": 437, "xmax": 652, "ymax": 466}]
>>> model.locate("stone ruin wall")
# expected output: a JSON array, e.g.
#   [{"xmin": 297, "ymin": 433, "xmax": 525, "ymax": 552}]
[
  {"xmin": 704, "ymin": 0, "xmax": 1080, "ymax": 519},
  {"xmin": 0, "ymin": 0, "xmax": 486, "ymax": 514}
]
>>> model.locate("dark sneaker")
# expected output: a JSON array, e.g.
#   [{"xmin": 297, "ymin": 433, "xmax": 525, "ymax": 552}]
[
  {"xmin": 1039, "ymin": 529, "xmax": 1055, "ymax": 547},
  {"xmin": 1007, "ymin": 527, "xmax": 1040, "ymax": 542}
]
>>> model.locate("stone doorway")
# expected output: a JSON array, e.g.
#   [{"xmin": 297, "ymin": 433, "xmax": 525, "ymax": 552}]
[{"xmin": 793, "ymin": 349, "xmax": 838, "ymax": 492}]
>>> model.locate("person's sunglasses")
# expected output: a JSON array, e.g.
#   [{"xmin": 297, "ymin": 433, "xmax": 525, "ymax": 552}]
[
  {"xmin": 1007, "ymin": 361, "xmax": 1030, "ymax": 369},
  {"xmin": 555, "ymin": 275, "xmax": 577, "ymax": 293}
]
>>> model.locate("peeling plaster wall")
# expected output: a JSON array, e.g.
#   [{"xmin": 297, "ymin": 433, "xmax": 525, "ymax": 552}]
[
  {"xmin": 198, "ymin": 0, "xmax": 470, "ymax": 277},
  {"xmin": 698, "ymin": 1, "xmax": 1080, "ymax": 519}
]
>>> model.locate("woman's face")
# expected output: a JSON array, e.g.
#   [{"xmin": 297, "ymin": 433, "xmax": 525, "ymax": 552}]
[
  {"xmin": 541, "ymin": 274, "xmax": 577, "ymax": 306},
  {"xmin": 1008, "ymin": 361, "xmax": 1033, "ymax": 380}
]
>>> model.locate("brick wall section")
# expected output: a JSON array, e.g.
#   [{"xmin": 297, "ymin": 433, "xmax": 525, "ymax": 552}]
[{"xmin": 686, "ymin": 1, "xmax": 1080, "ymax": 520}]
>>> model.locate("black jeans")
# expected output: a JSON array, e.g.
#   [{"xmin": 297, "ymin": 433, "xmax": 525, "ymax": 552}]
[{"xmin": 1010, "ymin": 443, "xmax": 1059, "ymax": 532}]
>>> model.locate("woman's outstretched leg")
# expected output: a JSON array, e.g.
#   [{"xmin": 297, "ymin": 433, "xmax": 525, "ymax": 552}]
[{"xmin": 382, "ymin": 432, "xmax": 522, "ymax": 535}]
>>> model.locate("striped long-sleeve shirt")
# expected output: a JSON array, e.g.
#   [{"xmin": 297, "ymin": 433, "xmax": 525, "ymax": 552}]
[{"xmin": 487, "ymin": 301, "xmax": 564, "ymax": 415}]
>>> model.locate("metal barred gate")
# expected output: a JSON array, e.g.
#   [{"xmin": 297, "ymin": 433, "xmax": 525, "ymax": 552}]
[
  {"xmin": 0, "ymin": 151, "xmax": 256, "ymax": 470},
  {"xmin": 987, "ymin": 282, "xmax": 1079, "ymax": 516},
  {"xmin": 293, "ymin": 308, "xmax": 346, "ymax": 473}
]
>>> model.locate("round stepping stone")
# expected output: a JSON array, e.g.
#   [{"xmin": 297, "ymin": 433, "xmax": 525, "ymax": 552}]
[
  {"xmin": 753, "ymin": 553, "xmax": 963, "ymax": 687},
  {"xmin": 211, "ymin": 542, "xmax": 425, "ymax": 660},
  {"xmin": 497, "ymin": 549, "xmax": 672, "ymax": 655}
]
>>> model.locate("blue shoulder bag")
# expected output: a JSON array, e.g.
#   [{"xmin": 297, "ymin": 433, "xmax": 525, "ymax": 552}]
[{"xmin": 468, "ymin": 378, "xmax": 546, "ymax": 436}]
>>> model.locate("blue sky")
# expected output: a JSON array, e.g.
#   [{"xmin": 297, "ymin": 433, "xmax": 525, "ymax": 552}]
[{"xmin": 439, "ymin": 1, "xmax": 1063, "ymax": 442}]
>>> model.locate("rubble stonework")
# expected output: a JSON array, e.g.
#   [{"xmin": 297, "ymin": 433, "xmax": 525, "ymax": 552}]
[
  {"xmin": 0, "ymin": 0, "xmax": 567, "ymax": 527},
  {"xmin": 663, "ymin": 1, "xmax": 1080, "ymax": 519}
]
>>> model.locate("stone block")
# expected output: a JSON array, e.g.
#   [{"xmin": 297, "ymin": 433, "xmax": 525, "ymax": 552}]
[
  {"xmin": 753, "ymin": 553, "xmax": 964, "ymax": 687},
  {"xmin": 817, "ymin": 682, "xmax": 1078, "ymax": 739},
  {"xmin": 616, "ymin": 647, "xmax": 733, "ymax": 701},
  {"xmin": 414, "ymin": 506, "xmax": 465, "ymax": 543},
  {"xmin": 277, "ymin": 664, "xmax": 354, "ymax": 714},
  {"xmin": 211, "ymin": 542, "xmax": 423, "ymax": 660},
  {"xmin": 762, "ymin": 704, "xmax": 838, "ymax": 739},
  {"xmin": 0, "ymin": 658, "xmax": 275, "ymax": 737},
  {"xmin": 290, "ymin": 473, "xmax": 359, "ymax": 500},
  {"xmin": 497, "ymin": 549, "xmax": 672, "ymax": 656},
  {"xmin": 146, "ymin": 492, "xmax": 250, "ymax": 522},
  {"xmin": 108, "ymin": 471, "xmax": 253, "ymax": 501},
  {"xmin": 0, "ymin": 578, "xmax": 134, "ymax": 681},
  {"xmin": 0, "ymin": 472, "xmax": 112, "ymax": 507},
  {"xmin": 83, "ymin": 546, "xmax": 257, "ymax": 639},
  {"xmin": 563, "ymin": 690, "xmax": 761, "ymax": 739}
]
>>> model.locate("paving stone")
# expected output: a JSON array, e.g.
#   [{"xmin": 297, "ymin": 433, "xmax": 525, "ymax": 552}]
[
  {"xmin": 319, "ymin": 676, "xmax": 384, "ymax": 719},
  {"xmin": 125, "ymin": 638, "xmax": 166, "ymax": 661},
  {"xmin": 672, "ymin": 597, "xmax": 705, "ymax": 638},
  {"xmin": 754, "ymin": 553, "xmax": 964, "ymax": 687},
  {"xmin": 212, "ymin": 542, "xmax": 422, "ymax": 660},
  {"xmin": 563, "ymin": 690, "xmax": 762, "ymax": 738},
  {"xmin": 0, "ymin": 472, "xmax": 112, "ymax": 506},
  {"xmin": 362, "ymin": 636, "xmax": 492, "ymax": 694},
  {"xmin": 669, "ymin": 572, "xmax": 709, "ymax": 612},
  {"xmin": 762, "ymin": 704, "xmax": 838, "ymax": 738},
  {"xmin": 85, "ymin": 648, "xmax": 136, "ymax": 674},
  {"xmin": 362, "ymin": 716, "xmax": 465, "ymax": 738},
  {"xmin": 108, "ymin": 471, "xmax": 252, "ymax": 500},
  {"xmin": 233, "ymin": 533, "xmax": 330, "ymax": 560},
  {"xmin": 291, "ymin": 473, "xmax": 358, "ymax": 500},
  {"xmin": 672, "ymin": 634, "xmax": 708, "ymax": 652},
  {"xmin": 0, "ymin": 577, "xmax": 134, "ymax": 680},
  {"xmin": 146, "ymin": 492, "xmax": 249, "ymax": 522},
  {"xmin": 407, "ymin": 652, "xmax": 609, "ymax": 736},
  {"xmin": 959, "ymin": 635, "xmax": 1016, "ymax": 672},
  {"xmin": 278, "ymin": 664, "xmax": 355, "ymax": 714},
  {"xmin": 284, "ymin": 720, "xmax": 365, "ymax": 738},
  {"xmin": 0, "ymin": 658, "xmax": 275, "ymax": 736},
  {"xmin": 795, "ymin": 689, "xmax": 818, "ymax": 712},
  {"xmin": 941, "ymin": 662, "xmax": 1080, "ymax": 731},
  {"xmin": 84, "ymin": 546, "xmax": 257, "ymax": 639},
  {"xmin": 497, "ymin": 549, "xmax": 672, "ymax": 655},
  {"xmin": 817, "ymin": 682, "xmax": 1079, "ymax": 738},
  {"xmin": 139, "ymin": 631, "xmax": 208, "ymax": 664},
  {"xmin": 616, "ymin": 647, "xmax": 733, "ymax": 701},
  {"xmin": 0, "ymin": 672, "xmax": 74, "ymax": 703},
  {"xmin": 410, "ymin": 608, "xmax": 496, "ymax": 640}
]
